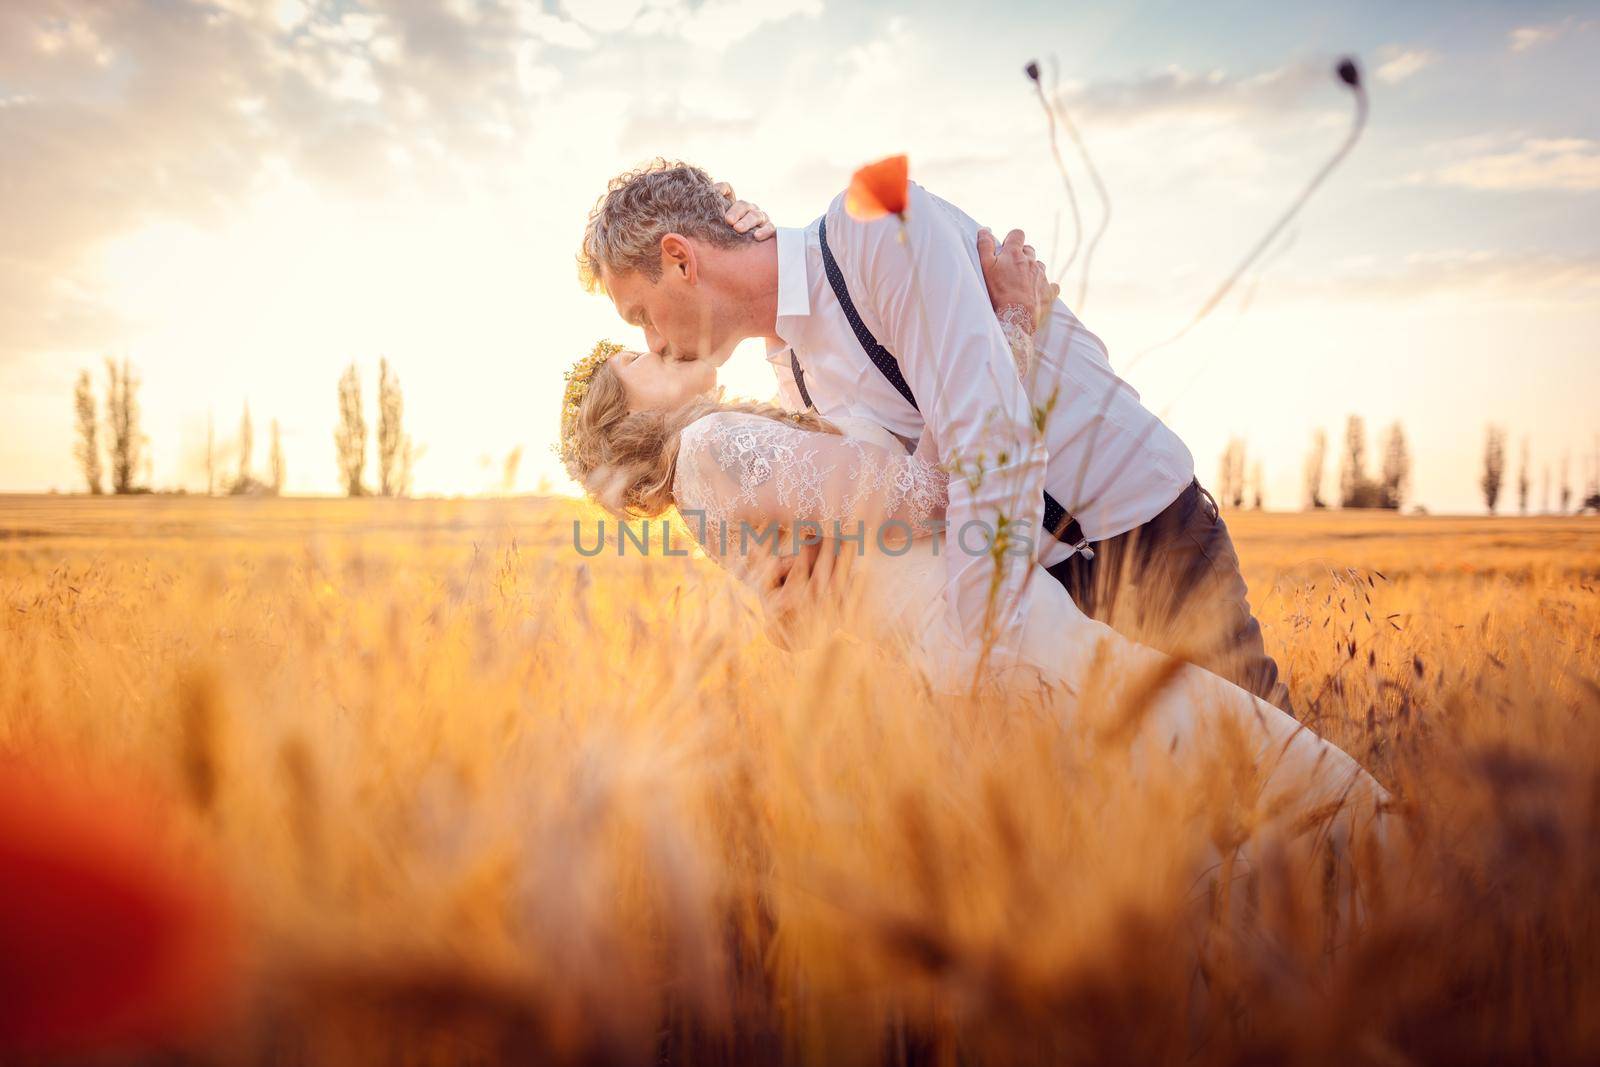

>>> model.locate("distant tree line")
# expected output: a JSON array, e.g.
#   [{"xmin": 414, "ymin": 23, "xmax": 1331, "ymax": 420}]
[
  {"xmin": 334, "ymin": 358, "xmax": 416, "ymax": 497},
  {"xmin": 1482, "ymin": 425, "xmax": 1506, "ymax": 514},
  {"xmin": 202, "ymin": 402, "xmax": 286, "ymax": 496},
  {"xmin": 1215, "ymin": 437, "xmax": 1264, "ymax": 510},
  {"xmin": 68, "ymin": 358, "xmax": 1590, "ymax": 511},
  {"xmin": 1480, "ymin": 426, "xmax": 1600, "ymax": 515},
  {"xmin": 72, "ymin": 355, "xmax": 420, "ymax": 498},
  {"xmin": 72, "ymin": 359, "xmax": 149, "ymax": 495},
  {"xmin": 1291, "ymin": 418, "xmax": 1598, "ymax": 516},
  {"xmin": 1341, "ymin": 416, "xmax": 1410, "ymax": 510},
  {"xmin": 1292, "ymin": 416, "xmax": 1411, "ymax": 511}
]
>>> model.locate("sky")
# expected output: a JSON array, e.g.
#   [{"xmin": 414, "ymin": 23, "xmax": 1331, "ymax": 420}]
[{"xmin": 1, "ymin": 0, "xmax": 1596, "ymax": 512}]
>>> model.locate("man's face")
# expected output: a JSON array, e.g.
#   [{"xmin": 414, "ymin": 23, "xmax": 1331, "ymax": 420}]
[
  {"xmin": 609, "ymin": 349, "xmax": 715, "ymax": 414},
  {"xmin": 603, "ymin": 242, "xmax": 740, "ymax": 366}
]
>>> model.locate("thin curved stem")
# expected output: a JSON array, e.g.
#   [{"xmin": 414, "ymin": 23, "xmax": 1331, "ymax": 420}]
[
  {"xmin": 1030, "ymin": 71, "xmax": 1082, "ymax": 282},
  {"xmin": 1052, "ymin": 96, "xmax": 1112, "ymax": 311},
  {"xmin": 1126, "ymin": 78, "xmax": 1369, "ymax": 374}
]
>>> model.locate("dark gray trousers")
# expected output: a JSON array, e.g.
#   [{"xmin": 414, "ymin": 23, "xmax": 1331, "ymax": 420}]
[{"xmin": 1045, "ymin": 481, "xmax": 1294, "ymax": 715}]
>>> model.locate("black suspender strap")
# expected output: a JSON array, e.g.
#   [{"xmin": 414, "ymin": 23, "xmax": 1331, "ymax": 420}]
[
  {"xmin": 817, "ymin": 218, "xmax": 919, "ymax": 410},
  {"xmin": 790, "ymin": 345, "xmax": 915, "ymax": 452},
  {"xmin": 1039, "ymin": 492, "xmax": 1078, "ymax": 548},
  {"xmin": 815, "ymin": 216, "xmax": 1089, "ymax": 551},
  {"xmin": 789, "ymin": 350, "xmax": 814, "ymax": 410}
]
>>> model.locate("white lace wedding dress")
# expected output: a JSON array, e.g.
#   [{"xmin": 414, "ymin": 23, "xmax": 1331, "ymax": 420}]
[{"xmin": 672, "ymin": 408, "xmax": 1390, "ymax": 838}]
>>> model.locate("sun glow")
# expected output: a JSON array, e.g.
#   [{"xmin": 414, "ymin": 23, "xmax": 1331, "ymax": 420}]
[{"xmin": 88, "ymin": 172, "xmax": 623, "ymax": 496}]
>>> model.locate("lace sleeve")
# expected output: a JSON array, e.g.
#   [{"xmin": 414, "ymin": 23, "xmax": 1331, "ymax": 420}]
[
  {"xmin": 672, "ymin": 411, "xmax": 948, "ymax": 555},
  {"xmin": 995, "ymin": 303, "xmax": 1037, "ymax": 380}
]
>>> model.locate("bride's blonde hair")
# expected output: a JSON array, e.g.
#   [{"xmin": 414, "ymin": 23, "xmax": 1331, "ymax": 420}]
[{"xmin": 560, "ymin": 343, "xmax": 836, "ymax": 518}]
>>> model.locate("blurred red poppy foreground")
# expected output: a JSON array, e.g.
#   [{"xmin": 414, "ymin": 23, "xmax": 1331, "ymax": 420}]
[{"xmin": 0, "ymin": 761, "xmax": 238, "ymax": 1057}]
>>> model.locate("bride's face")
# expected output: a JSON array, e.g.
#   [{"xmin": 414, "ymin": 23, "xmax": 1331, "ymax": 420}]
[{"xmin": 611, "ymin": 349, "xmax": 715, "ymax": 414}]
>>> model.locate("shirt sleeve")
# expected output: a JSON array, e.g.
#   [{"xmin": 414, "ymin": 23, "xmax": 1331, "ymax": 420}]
[{"xmin": 827, "ymin": 183, "xmax": 1050, "ymax": 675}]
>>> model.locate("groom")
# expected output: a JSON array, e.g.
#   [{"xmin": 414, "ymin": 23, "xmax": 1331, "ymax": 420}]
[{"xmin": 578, "ymin": 159, "xmax": 1291, "ymax": 712}]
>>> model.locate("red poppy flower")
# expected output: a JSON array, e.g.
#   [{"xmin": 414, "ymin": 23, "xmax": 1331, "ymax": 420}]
[
  {"xmin": 0, "ymin": 762, "xmax": 238, "ymax": 1055},
  {"xmin": 845, "ymin": 154, "xmax": 909, "ymax": 221}
]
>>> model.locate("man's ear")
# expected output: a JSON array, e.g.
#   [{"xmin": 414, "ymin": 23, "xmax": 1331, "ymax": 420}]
[{"xmin": 659, "ymin": 233, "xmax": 697, "ymax": 284}]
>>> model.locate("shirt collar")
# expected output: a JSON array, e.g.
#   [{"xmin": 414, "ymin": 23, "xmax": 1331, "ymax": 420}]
[{"xmin": 774, "ymin": 226, "xmax": 812, "ymax": 321}]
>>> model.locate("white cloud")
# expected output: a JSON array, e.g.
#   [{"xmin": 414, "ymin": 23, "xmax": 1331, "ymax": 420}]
[
  {"xmin": 561, "ymin": 0, "xmax": 647, "ymax": 35},
  {"xmin": 32, "ymin": 12, "xmax": 114, "ymax": 64},
  {"xmin": 0, "ymin": 0, "xmax": 1593, "ymax": 501},
  {"xmin": 619, "ymin": 95, "xmax": 758, "ymax": 151},
  {"xmin": 671, "ymin": 0, "xmax": 823, "ymax": 51},
  {"xmin": 0, "ymin": 0, "xmax": 567, "ymax": 367},
  {"xmin": 272, "ymin": 0, "xmax": 310, "ymax": 33},
  {"xmin": 1061, "ymin": 59, "xmax": 1348, "ymax": 124},
  {"xmin": 518, "ymin": 10, "xmax": 596, "ymax": 51},
  {"xmin": 1509, "ymin": 22, "xmax": 1562, "ymax": 53},
  {"xmin": 1508, "ymin": 16, "xmax": 1595, "ymax": 53},
  {"xmin": 324, "ymin": 52, "xmax": 382, "ymax": 103},
  {"xmin": 837, "ymin": 15, "xmax": 913, "ymax": 97},
  {"xmin": 516, "ymin": 42, "xmax": 563, "ymax": 97},
  {"xmin": 1374, "ymin": 48, "xmax": 1435, "ymax": 85},
  {"xmin": 1408, "ymin": 137, "xmax": 1600, "ymax": 192},
  {"xmin": 564, "ymin": 0, "xmax": 822, "ymax": 51},
  {"xmin": 1313, "ymin": 249, "xmax": 1600, "ymax": 303},
  {"xmin": 308, "ymin": 11, "xmax": 380, "ymax": 45}
]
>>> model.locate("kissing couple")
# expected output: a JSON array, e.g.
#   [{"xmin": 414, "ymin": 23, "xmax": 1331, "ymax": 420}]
[{"xmin": 559, "ymin": 158, "xmax": 1386, "ymax": 843}]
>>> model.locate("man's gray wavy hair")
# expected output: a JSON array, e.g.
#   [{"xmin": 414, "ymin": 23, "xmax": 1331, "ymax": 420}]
[{"xmin": 578, "ymin": 159, "xmax": 752, "ymax": 293}]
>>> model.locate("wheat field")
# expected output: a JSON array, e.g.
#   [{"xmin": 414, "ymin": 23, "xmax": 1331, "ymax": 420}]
[{"xmin": 2, "ymin": 495, "xmax": 1598, "ymax": 1065}]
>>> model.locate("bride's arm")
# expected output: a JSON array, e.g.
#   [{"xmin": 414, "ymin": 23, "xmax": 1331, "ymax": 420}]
[
  {"xmin": 675, "ymin": 410, "xmax": 949, "ymax": 650},
  {"xmin": 674, "ymin": 411, "xmax": 948, "ymax": 551}
]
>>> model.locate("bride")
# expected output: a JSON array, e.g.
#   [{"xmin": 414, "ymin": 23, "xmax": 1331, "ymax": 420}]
[{"xmin": 558, "ymin": 231, "xmax": 1389, "ymax": 848}]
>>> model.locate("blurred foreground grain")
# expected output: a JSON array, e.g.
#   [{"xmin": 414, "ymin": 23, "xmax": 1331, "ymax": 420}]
[{"xmin": 2, "ymin": 496, "xmax": 1598, "ymax": 1066}]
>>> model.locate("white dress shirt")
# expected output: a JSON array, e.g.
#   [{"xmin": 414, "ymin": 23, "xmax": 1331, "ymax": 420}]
[{"xmin": 763, "ymin": 181, "xmax": 1194, "ymax": 669}]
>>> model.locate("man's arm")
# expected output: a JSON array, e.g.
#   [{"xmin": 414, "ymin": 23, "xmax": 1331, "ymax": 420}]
[{"xmin": 831, "ymin": 182, "xmax": 1050, "ymax": 675}]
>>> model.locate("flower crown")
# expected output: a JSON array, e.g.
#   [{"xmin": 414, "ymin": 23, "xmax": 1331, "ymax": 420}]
[{"xmin": 558, "ymin": 339, "xmax": 625, "ymax": 469}]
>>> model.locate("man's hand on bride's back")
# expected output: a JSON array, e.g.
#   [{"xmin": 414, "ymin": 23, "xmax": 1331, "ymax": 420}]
[
  {"xmin": 751, "ymin": 538, "xmax": 857, "ymax": 651},
  {"xmin": 714, "ymin": 181, "xmax": 776, "ymax": 241},
  {"xmin": 977, "ymin": 226, "xmax": 1058, "ymax": 332}
]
